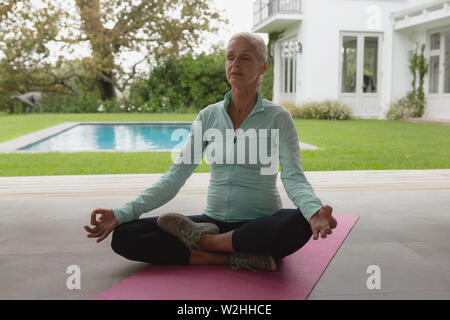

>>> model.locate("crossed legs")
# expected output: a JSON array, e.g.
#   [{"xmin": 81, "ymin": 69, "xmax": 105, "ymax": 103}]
[
  {"xmin": 111, "ymin": 208, "xmax": 313, "ymax": 266},
  {"xmin": 189, "ymin": 232, "xmax": 234, "ymax": 265}
]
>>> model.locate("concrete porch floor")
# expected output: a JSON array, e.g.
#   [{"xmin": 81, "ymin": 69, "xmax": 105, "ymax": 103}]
[{"xmin": 0, "ymin": 169, "xmax": 449, "ymax": 300}]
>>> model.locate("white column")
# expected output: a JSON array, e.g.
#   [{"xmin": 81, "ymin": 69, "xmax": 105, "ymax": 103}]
[{"xmin": 273, "ymin": 41, "xmax": 281, "ymax": 103}]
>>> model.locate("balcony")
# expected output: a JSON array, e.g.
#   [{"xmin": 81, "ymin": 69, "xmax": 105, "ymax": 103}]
[
  {"xmin": 390, "ymin": 0, "xmax": 450, "ymax": 31},
  {"xmin": 252, "ymin": 0, "xmax": 303, "ymax": 34}
]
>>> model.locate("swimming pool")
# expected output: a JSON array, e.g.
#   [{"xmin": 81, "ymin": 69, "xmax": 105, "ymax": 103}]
[{"xmin": 19, "ymin": 123, "xmax": 192, "ymax": 152}]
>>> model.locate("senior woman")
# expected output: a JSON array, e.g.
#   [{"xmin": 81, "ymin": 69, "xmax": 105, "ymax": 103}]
[{"xmin": 84, "ymin": 32, "xmax": 337, "ymax": 271}]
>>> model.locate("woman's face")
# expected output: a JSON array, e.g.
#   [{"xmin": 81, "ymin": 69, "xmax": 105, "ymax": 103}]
[{"xmin": 226, "ymin": 37, "xmax": 267, "ymax": 89}]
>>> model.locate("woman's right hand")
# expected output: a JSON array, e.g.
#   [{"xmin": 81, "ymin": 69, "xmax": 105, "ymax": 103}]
[
  {"xmin": 84, "ymin": 208, "xmax": 119, "ymax": 243},
  {"xmin": 309, "ymin": 205, "xmax": 337, "ymax": 240}
]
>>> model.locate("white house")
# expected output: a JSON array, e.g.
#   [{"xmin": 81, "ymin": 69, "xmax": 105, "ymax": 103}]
[{"xmin": 252, "ymin": 0, "xmax": 450, "ymax": 119}]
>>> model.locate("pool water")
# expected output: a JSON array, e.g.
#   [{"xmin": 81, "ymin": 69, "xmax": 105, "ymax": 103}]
[{"xmin": 20, "ymin": 124, "xmax": 192, "ymax": 152}]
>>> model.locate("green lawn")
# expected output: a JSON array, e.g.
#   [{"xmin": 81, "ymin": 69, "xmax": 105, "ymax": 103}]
[{"xmin": 0, "ymin": 113, "xmax": 449, "ymax": 176}]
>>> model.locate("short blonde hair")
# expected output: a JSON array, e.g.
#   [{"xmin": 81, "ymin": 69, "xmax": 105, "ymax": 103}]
[{"xmin": 228, "ymin": 32, "xmax": 267, "ymax": 90}]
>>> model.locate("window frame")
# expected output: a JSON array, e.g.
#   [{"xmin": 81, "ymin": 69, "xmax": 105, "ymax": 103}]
[
  {"xmin": 280, "ymin": 36, "xmax": 298, "ymax": 95},
  {"xmin": 427, "ymin": 26, "xmax": 450, "ymax": 96}
]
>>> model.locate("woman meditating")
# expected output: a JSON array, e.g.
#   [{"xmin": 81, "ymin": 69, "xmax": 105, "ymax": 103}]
[{"xmin": 84, "ymin": 32, "xmax": 337, "ymax": 272}]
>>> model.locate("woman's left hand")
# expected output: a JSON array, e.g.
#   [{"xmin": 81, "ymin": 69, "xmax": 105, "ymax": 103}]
[{"xmin": 309, "ymin": 205, "xmax": 337, "ymax": 240}]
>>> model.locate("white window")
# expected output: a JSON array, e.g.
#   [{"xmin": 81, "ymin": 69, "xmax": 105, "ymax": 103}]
[
  {"xmin": 429, "ymin": 32, "xmax": 440, "ymax": 94},
  {"xmin": 444, "ymin": 30, "xmax": 450, "ymax": 94},
  {"xmin": 280, "ymin": 37, "xmax": 298, "ymax": 94},
  {"xmin": 428, "ymin": 29, "xmax": 450, "ymax": 94},
  {"xmin": 341, "ymin": 36, "xmax": 357, "ymax": 93}
]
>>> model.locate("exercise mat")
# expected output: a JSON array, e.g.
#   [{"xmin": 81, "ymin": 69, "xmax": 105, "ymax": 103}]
[{"xmin": 94, "ymin": 214, "xmax": 359, "ymax": 300}]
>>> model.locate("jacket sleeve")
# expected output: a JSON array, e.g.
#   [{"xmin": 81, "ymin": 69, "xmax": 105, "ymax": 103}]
[
  {"xmin": 112, "ymin": 111, "xmax": 208, "ymax": 224},
  {"xmin": 277, "ymin": 110, "xmax": 322, "ymax": 223}
]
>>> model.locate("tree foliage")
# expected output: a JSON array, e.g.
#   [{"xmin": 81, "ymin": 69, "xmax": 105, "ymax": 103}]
[
  {"xmin": 130, "ymin": 48, "xmax": 230, "ymax": 112},
  {"xmin": 0, "ymin": 0, "xmax": 227, "ymax": 103}
]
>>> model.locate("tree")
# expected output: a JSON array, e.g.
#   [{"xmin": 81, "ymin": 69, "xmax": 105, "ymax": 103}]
[
  {"xmin": 0, "ymin": 0, "xmax": 227, "ymax": 100},
  {"xmin": 130, "ymin": 48, "xmax": 229, "ymax": 112}
]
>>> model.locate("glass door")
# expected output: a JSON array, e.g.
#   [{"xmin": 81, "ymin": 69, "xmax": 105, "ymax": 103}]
[{"xmin": 339, "ymin": 32, "xmax": 382, "ymax": 117}]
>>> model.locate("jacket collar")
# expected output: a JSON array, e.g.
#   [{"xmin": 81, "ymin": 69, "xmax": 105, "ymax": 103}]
[{"xmin": 223, "ymin": 89, "xmax": 264, "ymax": 116}]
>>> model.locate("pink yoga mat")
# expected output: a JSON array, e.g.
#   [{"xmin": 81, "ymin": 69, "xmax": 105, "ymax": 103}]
[{"xmin": 95, "ymin": 214, "xmax": 358, "ymax": 300}]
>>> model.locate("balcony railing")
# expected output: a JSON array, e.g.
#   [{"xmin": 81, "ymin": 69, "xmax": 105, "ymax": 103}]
[{"xmin": 253, "ymin": 0, "xmax": 302, "ymax": 26}]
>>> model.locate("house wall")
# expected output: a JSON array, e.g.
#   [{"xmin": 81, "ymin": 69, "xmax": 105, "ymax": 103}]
[
  {"xmin": 391, "ymin": 14, "xmax": 450, "ymax": 119},
  {"xmin": 273, "ymin": 0, "xmax": 450, "ymax": 118},
  {"xmin": 278, "ymin": 1, "xmax": 408, "ymax": 112},
  {"xmin": 389, "ymin": 29, "xmax": 415, "ymax": 116}
]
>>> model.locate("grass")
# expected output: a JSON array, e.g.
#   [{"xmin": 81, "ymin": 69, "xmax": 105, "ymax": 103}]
[{"xmin": 0, "ymin": 113, "xmax": 449, "ymax": 176}]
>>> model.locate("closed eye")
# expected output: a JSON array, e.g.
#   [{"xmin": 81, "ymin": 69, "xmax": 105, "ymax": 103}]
[{"xmin": 227, "ymin": 56, "xmax": 252, "ymax": 60}]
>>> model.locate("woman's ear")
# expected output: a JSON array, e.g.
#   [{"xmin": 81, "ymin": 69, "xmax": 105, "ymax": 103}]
[{"xmin": 261, "ymin": 61, "xmax": 268, "ymax": 76}]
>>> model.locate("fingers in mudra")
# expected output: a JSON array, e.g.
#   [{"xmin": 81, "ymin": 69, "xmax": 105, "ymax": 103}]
[
  {"xmin": 322, "ymin": 205, "xmax": 337, "ymax": 229},
  {"xmin": 322, "ymin": 218, "xmax": 336, "ymax": 239},
  {"xmin": 97, "ymin": 231, "xmax": 109, "ymax": 243},
  {"xmin": 320, "ymin": 226, "xmax": 329, "ymax": 238},
  {"xmin": 91, "ymin": 208, "xmax": 107, "ymax": 224},
  {"xmin": 87, "ymin": 230, "xmax": 103, "ymax": 238},
  {"xmin": 310, "ymin": 205, "xmax": 338, "ymax": 240},
  {"xmin": 85, "ymin": 208, "xmax": 118, "ymax": 243},
  {"xmin": 84, "ymin": 225, "xmax": 102, "ymax": 237}
]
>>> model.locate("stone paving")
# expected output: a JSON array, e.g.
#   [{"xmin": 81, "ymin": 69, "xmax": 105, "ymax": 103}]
[{"xmin": 0, "ymin": 169, "xmax": 449, "ymax": 299}]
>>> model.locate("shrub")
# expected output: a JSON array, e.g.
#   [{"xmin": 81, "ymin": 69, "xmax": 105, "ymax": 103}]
[
  {"xmin": 131, "ymin": 50, "xmax": 230, "ymax": 112},
  {"xmin": 32, "ymin": 91, "xmax": 132, "ymax": 114},
  {"xmin": 98, "ymin": 99, "xmax": 124, "ymax": 113},
  {"xmin": 43, "ymin": 91, "xmax": 101, "ymax": 113},
  {"xmin": 281, "ymin": 100, "xmax": 354, "ymax": 120},
  {"xmin": 386, "ymin": 90, "xmax": 423, "ymax": 120}
]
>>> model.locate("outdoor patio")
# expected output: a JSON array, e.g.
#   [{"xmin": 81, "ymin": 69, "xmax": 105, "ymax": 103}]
[{"xmin": 1, "ymin": 169, "xmax": 449, "ymax": 299}]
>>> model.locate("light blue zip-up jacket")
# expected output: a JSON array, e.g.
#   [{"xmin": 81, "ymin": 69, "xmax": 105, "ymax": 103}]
[{"xmin": 112, "ymin": 90, "xmax": 322, "ymax": 224}]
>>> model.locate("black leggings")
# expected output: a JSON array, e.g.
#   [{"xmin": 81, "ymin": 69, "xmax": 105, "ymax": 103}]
[{"xmin": 111, "ymin": 208, "xmax": 313, "ymax": 265}]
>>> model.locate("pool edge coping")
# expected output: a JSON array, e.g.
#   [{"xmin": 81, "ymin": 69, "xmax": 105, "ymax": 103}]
[
  {"xmin": 0, "ymin": 122, "xmax": 80, "ymax": 153},
  {"xmin": 0, "ymin": 121, "xmax": 322, "ymax": 153}
]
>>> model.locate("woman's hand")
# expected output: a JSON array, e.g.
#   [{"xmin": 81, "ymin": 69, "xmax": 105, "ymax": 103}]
[
  {"xmin": 84, "ymin": 208, "xmax": 119, "ymax": 243},
  {"xmin": 309, "ymin": 205, "xmax": 337, "ymax": 240}
]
